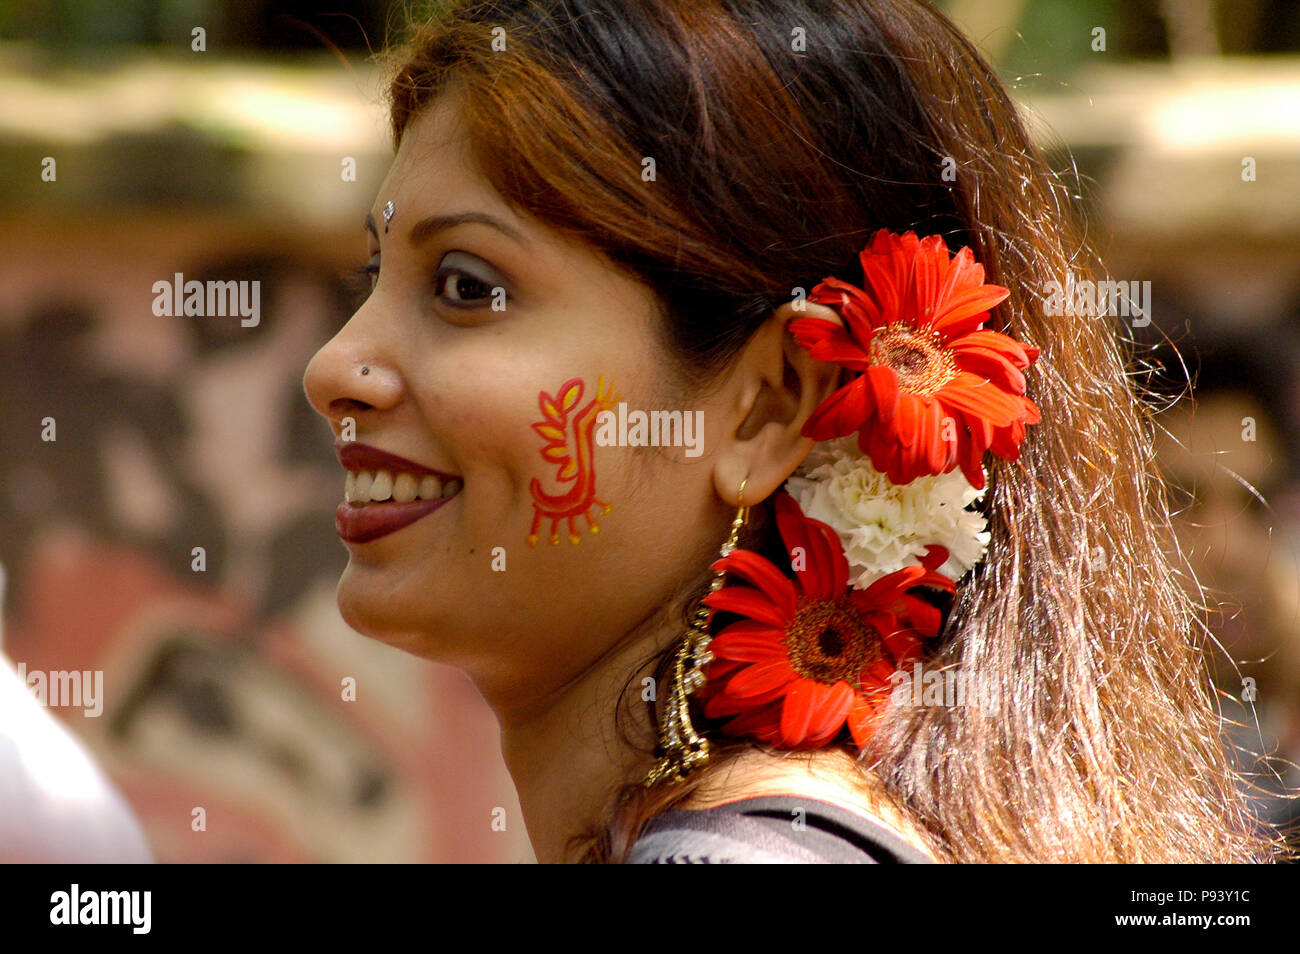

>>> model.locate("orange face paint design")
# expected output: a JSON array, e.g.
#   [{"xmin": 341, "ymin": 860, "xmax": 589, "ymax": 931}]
[{"xmin": 528, "ymin": 375, "xmax": 621, "ymax": 547}]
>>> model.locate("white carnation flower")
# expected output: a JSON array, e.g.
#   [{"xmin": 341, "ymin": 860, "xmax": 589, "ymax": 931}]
[{"xmin": 786, "ymin": 436, "xmax": 989, "ymax": 589}]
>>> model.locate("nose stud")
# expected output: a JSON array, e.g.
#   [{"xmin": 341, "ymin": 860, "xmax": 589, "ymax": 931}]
[{"xmin": 360, "ymin": 366, "xmax": 370, "ymax": 376}]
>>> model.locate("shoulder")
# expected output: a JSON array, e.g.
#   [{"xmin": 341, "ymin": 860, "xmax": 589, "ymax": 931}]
[
  {"xmin": 625, "ymin": 794, "xmax": 935, "ymax": 864},
  {"xmin": 626, "ymin": 748, "xmax": 939, "ymax": 864}
]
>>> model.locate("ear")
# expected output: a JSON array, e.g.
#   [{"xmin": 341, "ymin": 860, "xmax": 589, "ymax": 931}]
[{"xmin": 712, "ymin": 300, "xmax": 846, "ymax": 507}]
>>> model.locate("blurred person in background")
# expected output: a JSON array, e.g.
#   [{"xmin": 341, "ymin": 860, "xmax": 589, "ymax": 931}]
[
  {"xmin": 1157, "ymin": 341, "xmax": 1300, "ymax": 851},
  {"xmin": 0, "ymin": 567, "xmax": 152, "ymax": 863}
]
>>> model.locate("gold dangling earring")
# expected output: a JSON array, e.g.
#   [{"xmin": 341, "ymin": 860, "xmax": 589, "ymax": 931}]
[{"xmin": 644, "ymin": 477, "xmax": 750, "ymax": 787}]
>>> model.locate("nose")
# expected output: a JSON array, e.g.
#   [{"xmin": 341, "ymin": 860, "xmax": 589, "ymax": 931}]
[{"xmin": 302, "ymin": 303, "xmax": 402, "ymax": 434}]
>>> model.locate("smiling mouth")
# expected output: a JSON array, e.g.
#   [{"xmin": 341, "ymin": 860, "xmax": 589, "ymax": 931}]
[
  {"xmin": 334, "ymin": 469, "xmax": 463, "ymax": 544},
  {"xmin": 332, "ymin": 442, "xmax": 464, "ymax": 543}
]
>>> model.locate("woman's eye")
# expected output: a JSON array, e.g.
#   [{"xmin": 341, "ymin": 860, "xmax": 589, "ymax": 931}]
[
  {"xmin": 437, "ymin": 269, "xmax": 492, "ymax": 303},
  {"xmin": 435, "ymin": 252, "xmax": 507, "ymax": 309}
]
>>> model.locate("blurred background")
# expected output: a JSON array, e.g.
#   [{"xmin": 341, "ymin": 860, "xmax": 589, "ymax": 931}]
[{"xmin": 0, "ymin": 0, "xmax": 1296, "ymax": 862}]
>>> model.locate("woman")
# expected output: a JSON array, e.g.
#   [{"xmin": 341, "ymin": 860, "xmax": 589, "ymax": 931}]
[{"xmin": 303, "ymin": 0, "xmax": 1282, "ymax": 862}]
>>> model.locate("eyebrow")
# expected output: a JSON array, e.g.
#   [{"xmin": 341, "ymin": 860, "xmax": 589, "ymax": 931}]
[{"xmin": 364, "ymin": 210, "xmax": 528, "ymax": 247}]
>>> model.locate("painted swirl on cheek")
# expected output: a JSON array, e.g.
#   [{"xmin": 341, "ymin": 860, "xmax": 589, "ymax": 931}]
[{"xmin": 527, "ymin": 375, "xmax": 621, "ymax": 547}]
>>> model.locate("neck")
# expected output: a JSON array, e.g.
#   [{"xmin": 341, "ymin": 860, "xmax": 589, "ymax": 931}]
[{"xmin": 489, "ymin": 602, "xmax": 680, "ymax": 863}]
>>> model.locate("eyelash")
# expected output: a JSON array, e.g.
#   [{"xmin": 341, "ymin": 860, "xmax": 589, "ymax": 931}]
[
  {"xmin": 345, "ymin": 265, "xmax": 375, "ymax": 309},
  {"xmin": 435, "ymin": 266, "xmax": 500, "ymax": 308},
  {"xmin": 345, "ymin": 261, "xmax": 505, "ymax": 310}
]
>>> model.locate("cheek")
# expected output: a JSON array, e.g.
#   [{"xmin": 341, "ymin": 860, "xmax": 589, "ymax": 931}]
[
  {"xmin": 437, "ymin": 338, "xmax": 631, "ymax": 463},
  {"xmin": 491, "ymin": 372, "xmax": 677, "ymax": 594},
  {"xmin": 419, "ymin": 333, "xmax": 690, "ymax": 548},
  {"xmin": 520, "ymin": 374, "xmax": 624, "ymax": 546},
  {"xmin": 410, "ymin": 346, "xmax": 540, "ymax": 477},
  {"xmin": 357, "ymin": 380, "xmax": 708, "ymax": 666}
]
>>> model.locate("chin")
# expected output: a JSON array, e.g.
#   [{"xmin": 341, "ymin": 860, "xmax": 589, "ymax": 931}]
[
  {"xmin": 334, "ymin": 565, "xmax": 467, "ymax": 662},
  {"xmin": 335, "ymin": 568, "xmax": 417, "ymax": 649}
]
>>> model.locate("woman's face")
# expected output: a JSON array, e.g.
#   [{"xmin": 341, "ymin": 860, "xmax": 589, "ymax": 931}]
[{"xmin": 303, "ymin": 91, "xmax": 728, "ymax": 697}]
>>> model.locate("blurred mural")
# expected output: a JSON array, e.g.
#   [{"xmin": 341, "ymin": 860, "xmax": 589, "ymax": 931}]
[{"xmin": 0, "ymin": 0, "xmax": 1297, "ymax": 861}]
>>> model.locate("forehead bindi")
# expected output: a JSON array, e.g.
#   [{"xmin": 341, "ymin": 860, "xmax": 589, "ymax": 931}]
[{"xmin": 372, "ymin": 104, "xmax": 523, "ymax": 242}]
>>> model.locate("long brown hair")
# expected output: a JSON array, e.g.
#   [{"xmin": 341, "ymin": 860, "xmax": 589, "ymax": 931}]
[{"xmin": 383, "ymin": 0, "xmax": 1285, "ymax": 862}]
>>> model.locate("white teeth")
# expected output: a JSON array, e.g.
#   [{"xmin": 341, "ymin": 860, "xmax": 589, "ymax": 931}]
[
  {"xmin": 344, "ymin": 469, "xmax": 462, "ymax": 505},
  {"xmin": 418, "ymin": 475, "xmax": 442, "ymax": 500},
  {"xmin": 354, "ymin": 470, "xmax": 373, "ymax": 500},
  {"xmin": 393, "ymin": 472, "xmax": 417, "ymax": 503},
  {"xmin": 370, "ymin": 470, "xmax": 394, "ymax": 501}
]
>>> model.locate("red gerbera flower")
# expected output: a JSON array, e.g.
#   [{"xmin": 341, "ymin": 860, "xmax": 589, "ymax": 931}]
[
  {"xmin": 697, "ymin": 493, "xmax": 955, "ymax": 750},
  {"xmin": 790, "ymin": 229, "xmax": 1041, "ymax": 489}
]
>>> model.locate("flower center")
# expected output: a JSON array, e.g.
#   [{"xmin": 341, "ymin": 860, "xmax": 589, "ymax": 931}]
[
  {"xmin": 870, "ymin": 322, "xmax": 957, "ymax": 396},
  {"xmin": 784, "ymin": 598, "xmax": 883, "ymax": 686}
]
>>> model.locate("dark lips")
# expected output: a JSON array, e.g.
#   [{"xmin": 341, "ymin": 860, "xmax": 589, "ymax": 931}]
[
  {"xmin": 335, "ymin": 495, "xmax": 453, "ymax": 544},
  {"xmin": 335, "ymin": 442, "xmax": 459, "ymax": 480}
]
